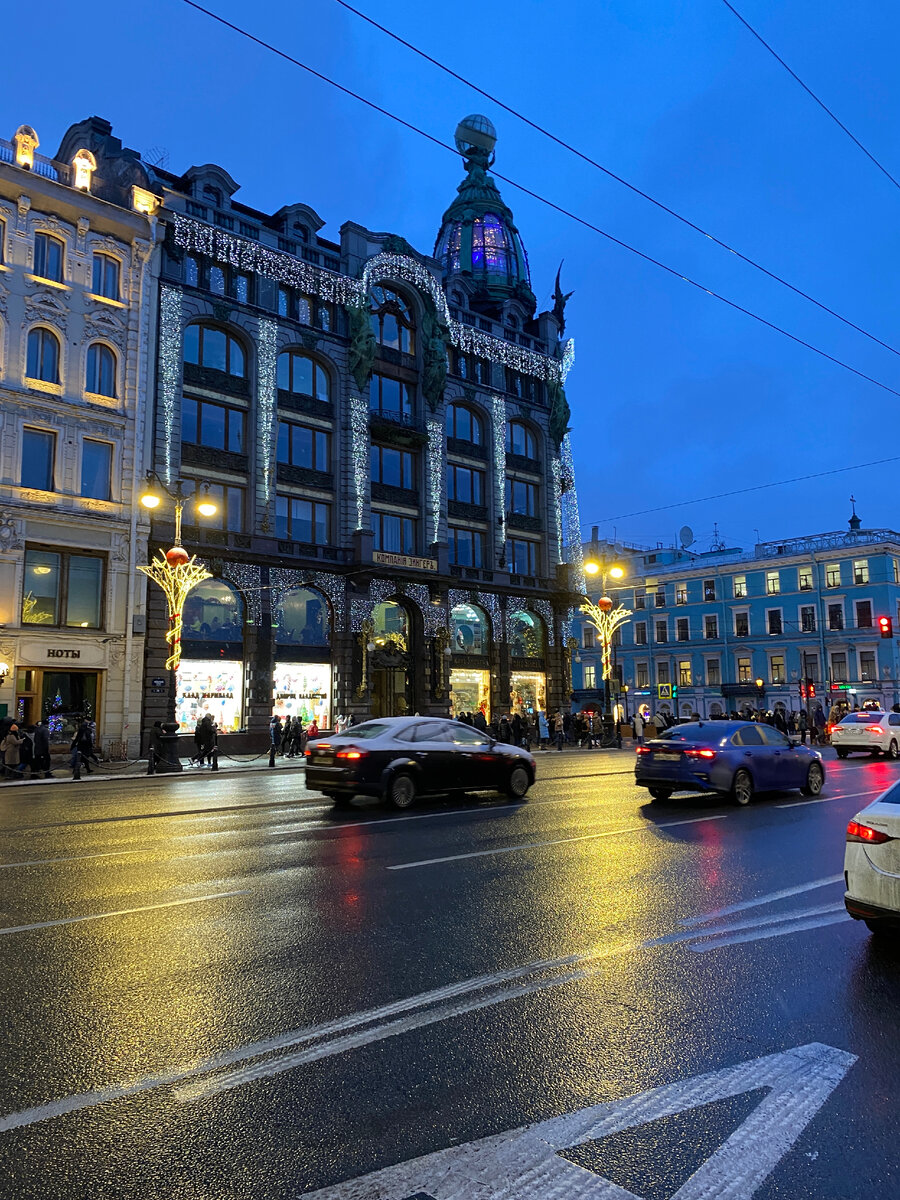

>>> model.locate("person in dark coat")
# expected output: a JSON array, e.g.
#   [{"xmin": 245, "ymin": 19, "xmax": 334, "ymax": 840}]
[
  {"xmin": 1, "ymin": 725, "xmax": 25, "ymax": 779},
  {"xmin": 269, "ymin": 715, "xmax": 283, "ymax": 751},
  {"xmin": 473, "ymin": 710, "xmax": 487, "ymax": 733},
  {"xmin": 70, "ymin": 721, "xmax": 95, "ymax": 775},
  {"xmin": 31, "ymin": 721, "xmax": 52, "ymax": 778},
  {"xmin": 498, "ymin": 715, "xmax": 512, "ymax": 744},
  {"xmin": 511, "ymin": 713, "xmax": 523, "ymax": 746},
  {"xmin": 196, "ymin": 714, "xmax": 217, "ymax": 765}
]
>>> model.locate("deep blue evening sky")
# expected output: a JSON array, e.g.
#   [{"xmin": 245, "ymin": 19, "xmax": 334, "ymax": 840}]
[{"xmin": 10, "ymin": 0, "xmax": 900, "ymax": 551}]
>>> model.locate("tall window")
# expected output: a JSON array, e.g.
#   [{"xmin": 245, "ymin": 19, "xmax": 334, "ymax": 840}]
[
  {"xmin": 767, "ymin": 610, "xmax": 782, "ymax": 635},
  {"xmin": 583, "ymin": 625, "xmax": 595, "ymax": 649},
  {"xmin": 275, "ymin": 496, "xmax": 330, "ymax": 543},
  {"xmin": 278, "ymin": 287, "xmax": 313, "ymax": 325},
  {"xmin": 370, "ymin": 285, "xmax": 415, "ymax": 354},
  {"xmin": 766, "ymin": 570, "xmax": 781, "ymax": 595},
  {"xmin": 448, "ymin": 404, "xmax": 483, "ymax": 444},
  {"xmin": 371, "ymin": 445, "xmax": 414, "ymax": 489},
  {"xmin": 770, "ymin": 655, "xmax": 786, "ymax": 684},
  {"xmin": 706, "ymin": 660, "xmax": 721, "ymax": 686},
  {"xmin": 505, "ymin": 479, "xmax": 537, "ymax": 516},
  {"xmin": 733, "ymin": 575, "xmax": 747, "ymax": 598},
  {"xmin": 182, "ymin": 397, "xmax": 245, "ymax": 452},
  {"xmin": 186, "ymin": 481, "xmax": 244, "ymax": 531},
  {"xmin": 183, "ymin": 324, "xmax": 245, "ymax": 377},
  {"xmin": 80, "ymin": 440, "xmax": 112, "ymax": 501},
  {"xmin": 798, "ymin": 566, "xmax": 813, "ymax": 591},
  {"xmin": 656, "ymin": 662, "xmax": 670, "ymax": 685},
  {"xmin": 853, "ymin": 559, "xmax": 869, "ymax": 584},
  {"xmin": 676, "ymin": 618, "xmax": 689, "ymax": 641},
  {"xmin": 92, "ymin": 253, "xmax": 120, "ymax": 299},
  {"xmin": 26, "ymin": 328, "xmax": 60, "ymax": 383},
  {"xmin": 583, "ymin": 664, "xmax": 596, "ymax": 689},
  {"xmin": 277, "ymin": 351, "xmax": 330, "ymax": 401},
  {"xmin": 655, "ymin": 620, "xmax": 668, "ymax": 643},
  {"xmin": 0, "ymin": 217, "xmax": 5, "ymax": 265},
  {"xmin": 85, "ymin": 343, "xmax": 117, "ymax": 397},
  {"xmin": 448, "ymin": 527, "xmax": 486, "ymax": 567},
  {"xmin": 860, "ymin": 651, "xmax": 876, "ymax": 682},
  {"xmin": 506, "ymin": 538, "xmax": 538, "ymax": 575},
  {"xmin": 369, "ymin": 374, "xmax": 413, "ymax": 419},
  {"xmin": 735, "ymin": 612, "xmax": 749, "ymax": 637},
  {"xmin": 21, "ymin": 428, "xmax": 55, "ymax": 490},
  {"xmin": 22, "ymin": 548, "xmax": 103, "ymax": 628},
  {"xmin": 803, "ymin": 652, "xmax": 819, "ymax": 682},
  {"xmin": 506, "ymin": 421, "xmax": 537, "ymax": 458},
  {"xmin": 825, "ymin": 562, "xmax": 841, "ymax": 587},
  {"xmin": 634, "ymin": 622, "xmax": 647, "ymax": 645},
  {"xmin": 856, "ymin": 600, "xmax": 873, "ymax": 629},
  {"xmin": 277, "ymin": 422, "xmax": 330, "ymax": 470},
  {"xmin": 636, "ymin": 662, "xmax": 649, "ymax": 687},
  {"xmin": 737, "ymin": 657, "xmax": 752, "ymax": 683},
  {"xmin": 447, "ymin": 463, "xmax": 483, "ymax": 504},
  {"xmin": 831, "ymin": 653, "xmax": 848, "ymax": 682},
  {"xmin": 801, "ymin": 605, "xmax": 816, "ymax": 633},
  {"xmin": 679, "ymin": 660, "xmax": 692, "ymax": 686},
  {"xmin": 828, "ymin": 604, "xmax": 843, "ymax": 631},
  {"xmin": 703, "ymin": 579, "xmax": 716, "ymax": 601},
  {"xmin": 704, "ymin": 615, "xmax": 718, "ymax": 639},
  {"xmin": 675, "ymin": 584, "xmax": 687, "ymax": 605},
  {"xmin": 373, "ymin": 512, "xmax": 416, "ymax": 555},
  {"xmin": 33, "ymin": 232, "xmax": 64, "ymax": 282}
]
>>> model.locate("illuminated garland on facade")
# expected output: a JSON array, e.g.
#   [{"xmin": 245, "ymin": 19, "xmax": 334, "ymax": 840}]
[
  {"xmin": 221, "ymin": 562, "xmax": 263, "ymax": 625},
  {"xmin": 269, "ymin": 568, "xmax": 347, "ymax": 630},
  {"xmin": 406, "ymin": 583, "xmax": 447, "ymax": 637},
  {"xmin": 550, "ymin": 455, "xmax": 564, "ymax": 563},
  {"xmin": 257, "ymin": 318, "xmax": 277, "ymax": 528},
  {"xmin": 561, "ymin": 337, "xmax": 575, "ymax": 382},
  {"xmin": 504, "ymin": 596, "xmax": 556, "ymax": 648},
  {"xmin": 171, "ymin": 214, "xmax": 569, "ymax": 383},
  {"xmin": 532, "ymin": 598, "xmax": 556, "ymax": 647},
  {"xmin": 426, "ymin": 417, "xmax": 444, "ymax": 547},
  {"xmin": 560, "ymin": 433, "xmax": 585, "ymax": 595},
  {"xmin": 158, "ymin": 285, "xmax": 183, "ymax": 485},
  {"xmin": 491, "ymin": 394, "xmax": 507, "ymax": 562},
  {"xmin": 349, "ymin": 394, "xmax": 370, "ymax": 530}
]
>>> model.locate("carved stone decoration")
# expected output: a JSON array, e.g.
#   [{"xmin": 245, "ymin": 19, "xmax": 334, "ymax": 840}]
[
  {"xmin": 421, "ymin": 298, "xmax": 449, "ymax": 412},
  {"xmin": 347, "ymin": 302, "xmax": 376, "ymax": 390},
  {"xmin": 76, "ymin": 217, "xmax": 90, "ymax": 254},
  {"xmin": 0, "ymin": 511, "xmax": 23, "ymax": 553},
  {"xmin": 0, "ymin": 280, "xmax": 8, "ymax": 316},
  {"xmin": 110, "ymin": 533, "xmax": 129, "ymax": 562},
  {"xmin": 16, "ymin": 194, "xmax": 31, "ymax": 232},
  {"xmin": 24, "ymin": 290, "xmax": 68, "ymax": 333},
  {"xmin": 84, "ymin": 308, "xmax": 126, "ymax": 351}
]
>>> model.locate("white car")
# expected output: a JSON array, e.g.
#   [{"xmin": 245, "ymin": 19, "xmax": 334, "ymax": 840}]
[
  {"xmin": 830, "ymin": 710, "xmax": 900, "ymax": 759},
  {"xmin": 845, "ymin": 788, "xmax": 900, "ymax": 937}
]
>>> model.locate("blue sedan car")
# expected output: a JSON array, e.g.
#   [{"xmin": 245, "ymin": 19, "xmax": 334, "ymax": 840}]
[{"xmin": 635, "ymin": 720, "xmax": 825, "ymax": 805}]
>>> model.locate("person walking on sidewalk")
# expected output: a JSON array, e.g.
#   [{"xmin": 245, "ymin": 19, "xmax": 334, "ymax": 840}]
[
  {"xmin": 553, "ymin": 711, "xmax": 565, "ymax": 751},
  {"xmin": 633, "ymin": 711, "xmax": 644, "ymax": 745},
  {"xmin": 31, "ymin": 720, "xmax": 52, "ymax": 778},
  {"xmin": 269, "ymin": 715, "xmax": 283, "ymax": 755},
  {"xmin": 70, "ymin": 720, "xmax": 96, "ymax": 776},
  {"xmin": 196, "ymin": 714, "xmax": 217, "ymax": 766},
  {"xmin": 1, "ymin": 725, "xmax": 25, "ymax": 780}
]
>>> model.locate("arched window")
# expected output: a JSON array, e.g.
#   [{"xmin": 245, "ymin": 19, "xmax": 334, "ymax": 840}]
[
  {"xmin": 183, "ymin": 323, "xmax": 245, "ymax": 377},
  {"xmin": 85, "ymin": 343, "xmax": 117, "ymax": 397},
  {"xmin": 370, "ymin": 285, "xmax": 415, "ymax": 354},
  {"xmin": 372, "ymin": 601, "xmax": 408, "ymax": 650},
  {"xmin": 451, "ymin": 603, "xmax": 489, "ymax": 655},
  {"xmin": 182, "ymin": 579, "xmax": 243, "ymax": 641},
  {"xmin": 277, "ymin": 350, "xmax": 330, "ymax": 402},
  {"xmin": 508, "ymin": 610, "xmax": 545, "ymax": 658},
  {"xmin": 448, "ymin": 403, "xmax": 483, "ymax": 445},
  {"xmin": 26, "ymin": 328, "xmax": 60, "ymax": 383},
  {"xmin": 275, "ymin": 587, "xmax": 331, "ymax": 647},
  {"xmin": 506, "ymin": 420, "xmax": 537, "ymax": 459}
]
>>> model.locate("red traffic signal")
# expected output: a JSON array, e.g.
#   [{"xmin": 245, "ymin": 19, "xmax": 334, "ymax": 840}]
[{"xmin": 879, "ymin": 616, "xmax": 893, "ymax": 639}]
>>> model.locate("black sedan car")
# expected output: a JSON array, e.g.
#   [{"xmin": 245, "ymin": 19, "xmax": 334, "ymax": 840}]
[{"xmin": 304, "ymin": 717, "xmax": 536, "ymax": 810}]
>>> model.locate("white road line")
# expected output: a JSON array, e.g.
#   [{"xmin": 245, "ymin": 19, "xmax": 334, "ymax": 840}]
[
  {"xmin": 678, "ymin": 873, "xmax": 845, "ymax": 926},
  {"xmin": 0, "ymin": 889, "xmax": 250, "ymax": 936},
  {"xmin": 0, "ymin": 851, "xmax": 135, "ymax": 869},
  {"xmin": 655, "ymin": 902, "xmax": 847, "ymax": 948},
  {"xmin": 777, "ymin": 786, "xmax": 885, "ymax": 810},
  {"xmin": 387, "ymin": 814, "xmax": 728, "ymax": 870},
  {"xmin": 689, "ymin": 911, "xmax": 851, "ymax": 952}
]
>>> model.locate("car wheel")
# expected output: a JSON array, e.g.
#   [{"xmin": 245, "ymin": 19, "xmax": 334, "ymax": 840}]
[
  {"xmin": 864, "ymin": 919, "xmax": 899, "ymax": 939},
  {"xmin": 801, "ymin": 763, "xmax": 825, "ymax": 796},
  {"xmin": 387, "ymin": 772, "xmax": 416, "ymax": 810},
  {"xmin": 836, "ymin": 749, "xmax": 848, "ymax": 759},
  {"xmin": 890, "ymin": 740, "xmax": 899, "ymax": 760},
  {"xmin": 732, "ymin": 769, "xmax": 754, "ymax": 806},
  {"xmin": 648, "ymin": 787, "xmax": 672, "ymax": 801},
  {"xmin": 506, "ymin": 764, "xmax": 531, "ymax": 800}
]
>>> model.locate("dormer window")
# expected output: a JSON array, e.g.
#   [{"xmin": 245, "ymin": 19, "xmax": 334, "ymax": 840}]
[
  {"xmin": 72, "ymin": 149, "xmax": 96, "ymax": 192},
  {"xmin": 292, "ymin": 222, "xmax": 310, "ymax": 243},
  {"xmin": 507, "ymin": 314, "xmax": 518, "ymax": 330},
  {"xmin": 202, "ymin": 185, "xmax": 222, "ymax": 207}
]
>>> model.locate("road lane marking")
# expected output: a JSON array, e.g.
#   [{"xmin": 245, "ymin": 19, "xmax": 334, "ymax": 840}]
[
  {"xmin": 777, "ymin": 786, "xmax": 885, "ymax": 810},
  {"xmin": 386, "ymin": 815, "xmax": 729, "ymax": 870},
  {"xmin": 654, "ymin": 902, "xmax": 847, "ymax": 948},
  {"xmin": 0, "ymin": 851, "xmax": 136, "ymax": 869},
  {"xmin": 298, "ymin": 1042, "xmax": 856, "ymax": 1200},
  {"xmin": 689, "ymin": 911, "xmax": 851, "ymax": 952},
  {"xmin": 0, "ymin": 890, "xmax": 250, "ymax": 936},
  {"xmin": 678, "ymin": 874, "xmax": 844, "ymax": 926}
]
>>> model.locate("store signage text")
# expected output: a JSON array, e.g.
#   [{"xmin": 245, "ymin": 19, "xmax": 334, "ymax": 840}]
[
  {"xmin": 47, "ymin": 649, "xmax": 81, "ymax": 659},
  {"xmin": 181, "ymin": 691, "xmax": 234, "ymax": 700},
  {"xmin": 372, "ymin": 552, "xmax": 438, "ymax": 572}
]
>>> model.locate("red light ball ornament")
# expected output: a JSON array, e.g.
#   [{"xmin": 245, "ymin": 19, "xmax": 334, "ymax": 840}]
[
  {"xmin": 165, "ymin": 545, "xmax": 190, "ymax": 567},
  {"xmin": 598, "ymin": 596, "xmax": 613, "ymax": 612}
]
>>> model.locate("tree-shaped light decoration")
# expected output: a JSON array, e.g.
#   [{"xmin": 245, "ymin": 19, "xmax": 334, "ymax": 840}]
[
  {"xmin": 138, "ymin": 546, "xmax": 212, "ymax": 672},
  {"xmin": 581, "ymin": 595, "xmax": 633, "ymax": 682}
]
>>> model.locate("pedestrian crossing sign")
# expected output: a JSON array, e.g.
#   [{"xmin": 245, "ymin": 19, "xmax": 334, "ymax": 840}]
[{"xmin": 657, "ymin": 684, "xmax": 672, "ymax": 699}]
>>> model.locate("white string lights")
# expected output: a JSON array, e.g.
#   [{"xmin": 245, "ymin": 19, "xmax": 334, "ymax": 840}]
[
  {"xmin": 350, "ymin": 394, "xmax": 370, "ymax": 530},
  {"xmin": 221, "ymin": 563, "xmax": 263, "ymax": 625},
  {"xmin": 158, "ymin": 285, "xmax": 183, "ymax": 485},
  {"xmin": 491, "ymin": 394, "xmax": 507, "ymax": 562},
  {"xmin": 560, "ymin": 433, "xmax": 585, "ymax": 594},
  {"xmin": 270, "ymin": 568, "xmax": 347, "ymax": 631},
  {"xmin": 427, "ymin": 417, "xmax": 444, "ymax": 546},
  {"xmin": 257, "ymin": 317, "xmax": 277, "ymax": 527}
]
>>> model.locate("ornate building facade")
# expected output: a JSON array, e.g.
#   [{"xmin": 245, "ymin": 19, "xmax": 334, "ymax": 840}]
[
  {"xmin": 141, "ymin": 115, "xmax": 584, "ymax": 739},
  {"xmin": 0, "ymin": 118, "xmax": 160, "ymax": 756}
]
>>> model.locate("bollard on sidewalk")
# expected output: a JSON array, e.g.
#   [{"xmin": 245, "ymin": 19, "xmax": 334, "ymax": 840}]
[
  {"xmin": 211, "ymin": 746, "xmax": 219, "ymax": 771},
  {"xmin": 268, "ymin": 744, "xmax": 276, "ymax": 768},
  {"xmin": 147, "ymin": 747, "xmax": 155, "ymax": 776},
  {"xmin": 72, "ymin": 755, "xmax": 81, "ymax": 781}
]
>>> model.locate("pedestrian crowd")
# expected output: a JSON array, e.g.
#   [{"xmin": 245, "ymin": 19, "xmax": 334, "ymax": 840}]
[{"xmin": 0, "ymin": 716, "xmax": 98, "ymax": 780}]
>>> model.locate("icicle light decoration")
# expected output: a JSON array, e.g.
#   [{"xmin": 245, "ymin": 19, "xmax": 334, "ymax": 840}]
[
  {"xmin": 158, "ymin": 285, "xmax": 183, "ymax": 485},
  {"xmin": 257, "ymin": 318, "xmax": 277, "ymax": 523},
  {"xmin": 491, "ymin": 394, "xmax": 506, "ymax": 561},
  {"xmin": 427, "ymin": 417, "xmax": 444, "ymax": 546},
  {"xmin": 350, "ymin": 394, "xmax": 370, "ymax": 530}
]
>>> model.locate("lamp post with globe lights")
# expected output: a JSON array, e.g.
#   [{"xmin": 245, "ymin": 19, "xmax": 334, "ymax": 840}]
[{"xmin": 581, "ymin": 559, "xmax": 632, "ymax": 723}]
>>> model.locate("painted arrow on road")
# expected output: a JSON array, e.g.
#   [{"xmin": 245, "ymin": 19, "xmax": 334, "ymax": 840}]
[{"xmin": 302, "ymin": 1042, "xmax": 856, "ymax": 1199}]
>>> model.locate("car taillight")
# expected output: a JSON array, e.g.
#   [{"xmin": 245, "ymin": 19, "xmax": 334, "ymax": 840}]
[
  {"xmin": 685, "ymin": 748, "xmax": 716, "ymax": 759},
  {"xmin": 336, "ymin": 748, "xmax": 367, "ymax": 760},
  {"xmin": 635, "ymin": 745, "xmax": 651, "ymax": 755},
  {"xmin": 866, "ymin": 726, "xmax": 883, "ymax": 734},
  {"xmin": 826, "ymin": 724, "xmax": 833, "ymax": 734},
  {"xmin": 847, "ymin": 820, "xmax": 893, "ymax": 844}
]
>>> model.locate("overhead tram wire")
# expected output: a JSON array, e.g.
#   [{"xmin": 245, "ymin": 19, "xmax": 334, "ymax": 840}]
[
  {"xmin": 585, "ymin": 453, "xmax": 900, "ymax": 525},
  {"xmin": 330, "ymin": 0, "xmax": 900, "ymax": 360},
  {"xmin": 720, "ymin": 0, "xmax": 900, "ymax": 194},
  {"xmin": 178, "ymin": 0, "xmax": 900, "ymax": 401}
]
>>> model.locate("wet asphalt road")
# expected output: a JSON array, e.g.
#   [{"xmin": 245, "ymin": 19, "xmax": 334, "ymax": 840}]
[{"xmin": 0, "ymin": 752, "xmax": 898, "ymax": 1199}]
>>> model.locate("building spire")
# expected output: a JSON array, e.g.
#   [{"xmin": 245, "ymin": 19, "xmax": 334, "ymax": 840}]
[{"xmin": 849, "ymin": 495, "xmax": 862, "ymax": 532}]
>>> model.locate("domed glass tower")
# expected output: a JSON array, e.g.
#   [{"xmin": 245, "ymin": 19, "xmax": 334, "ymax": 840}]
[{"xmin": 434, "ymin": 115, "xmax": 535, "ymax": 313}]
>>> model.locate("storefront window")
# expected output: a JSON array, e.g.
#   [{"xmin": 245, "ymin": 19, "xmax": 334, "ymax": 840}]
[
  {"xmin": 372, "ymin": 602, "xmax": 408, "ymax": 650},
  {"xmin": 271, "ymin": 663, "xmax": 331, "ymax": 727},
  {"xmin": 42, "ymin": 672, "xmax": 98, "ymax": 744},
  {"xmin": 510, "ymin": 671, "xmax": 545, "ymax": 717},
  {"xmin": 450, "ymin": 603, "xmax": 488, "ymax": 655},
  {"xmin": 182, "ymin": 580, "xmax": 243, "ymax": 641},
  {"xmin": 450, "ymin": 668, "xmax": 491, "ymax": 721},
  {"xmin": 274, "ymin": 587, "xmax": 330, "ymax": 646},
  {"xmin": 176, "ymin": 660, "xmax": 243, "ymax": 731},
  {"xmin": 508, "ymin": 610, "xmax": 545, "ymax": 658}
]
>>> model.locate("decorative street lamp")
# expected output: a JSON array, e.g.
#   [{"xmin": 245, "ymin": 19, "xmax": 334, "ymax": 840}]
[
  {"xmin": 137, "ymin": 472, "xmax": 217, "ymax": 672},
  {"xmin": 581, "ymin": 558, "xmax": 632, "ymax": 720}
]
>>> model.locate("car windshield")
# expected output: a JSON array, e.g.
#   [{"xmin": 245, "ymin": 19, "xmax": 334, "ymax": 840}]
[
  {"xmin": 330, "ymin": 723, "xmax": 392, "ymax": 740},
  {"xmin": 657, "ymin": 725, "xmax": 719, "ymax": 742},
  {"xmin": 839, "ymin": 713, "xmax": 884, "ymax": 725}
]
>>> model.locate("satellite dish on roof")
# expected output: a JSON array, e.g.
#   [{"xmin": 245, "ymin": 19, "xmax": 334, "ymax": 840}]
[{"xmin": 679, "ymin": 525, "xmax": 695, "ymax": 549}]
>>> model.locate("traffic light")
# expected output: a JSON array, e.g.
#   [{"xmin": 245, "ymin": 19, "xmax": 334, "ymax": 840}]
[
  {"xmin": 672, "ymin": 682, "xmax": 679, "ymax": 702},
  {"xmin": 879, "ymin": 616, "xmax": 893, "ymax": 639},
  {"xmin": 799, "ymin": 683, "xmax": 807, "ymax": 700},
  {"xmin": 806, "ymin": 678, "xmax": 816, "ymax": 698}
]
